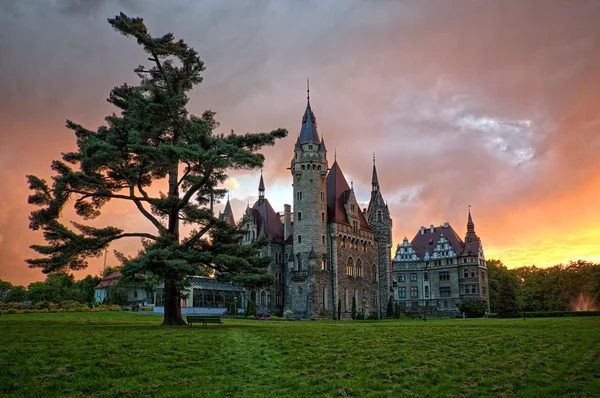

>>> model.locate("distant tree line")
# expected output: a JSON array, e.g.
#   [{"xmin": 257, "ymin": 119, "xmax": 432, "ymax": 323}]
[
  {"xmin": 0, "ymin": 267, "xmax": 157, "ymax": 307},
  {"xmin": 0, "ymin": 273, "xmax": 101, "ymax": 306},
  {"xmin": 487, "ymin": 259, "xmax": 600, "ymax": 317}
]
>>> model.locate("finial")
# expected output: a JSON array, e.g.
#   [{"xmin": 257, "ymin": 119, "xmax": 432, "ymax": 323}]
[
  {"xmin": 373, "ymin": 152, "xmax": 376, "ymax": 164},
  {"xmin": 307, "ymin": 78, "xmax": 310, "ymax": 101},
  {"xmin": 351, "ymin": 181, "xmax": 354, "ymax": 189},
  {"xmin": 227, "ymin": 191, "xmax": 230, "ymax": 201},
  {"xmin": 468, "ymin": 204, "xmax": 471, "ymax": 212},
  {"xmin": 334, "ymin": 149, "xmax": 337, "ymax": 161}
]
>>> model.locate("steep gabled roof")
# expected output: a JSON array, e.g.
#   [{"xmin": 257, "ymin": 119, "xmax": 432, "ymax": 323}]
[
  {"xmin": 409, "ymin": 224, "xmax": 464, "ymax": 260},
  {"xmin": 326, "ymin": 161, "xmax": 371, "ymax": 231},
  {"xmin": 251, "ymin": 198, "xmax": 284, "ymax": 243}
]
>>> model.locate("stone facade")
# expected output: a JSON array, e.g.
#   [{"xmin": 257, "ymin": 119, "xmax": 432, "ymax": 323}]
[
  {"xmin": 238, "ymin": 95, "xmax": 393, "ymax": 319},
  {"xmin": 391, "ymin": 216, "xmax": 489, "ymax": 315}
]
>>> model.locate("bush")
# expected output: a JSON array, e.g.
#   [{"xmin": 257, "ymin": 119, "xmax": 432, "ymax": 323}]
[
  {"xmin": 248, "ymin": 315, "xmax": 256, "ymax": 320},
  {"xmin": 356, "ymin": 312, "xmax": 364, "ymax": 320},
  {"xmin": 523, "ymin": 311, "xmax": 600, "ymax": 318},
  {"xmin": 269, "ymin": 316, "xmax": 284, "ymax": 321},
  {"xmin": 368, "ymin": 311, "xmax": 379, "ymax": 320},
  {"xmin": 141, "ymin": 306, "xmax": 154, "ymax": 311},
  {"xmin": 457, "ymin": 299, "xmax": 487, "ymax": 318},
  {"xmin": 284, "ymin": 309, "xmax": 294, "ymax": 319},
  {"xmin": 60, "ymin": 300, "xmax": 85, "ymax": 310}
]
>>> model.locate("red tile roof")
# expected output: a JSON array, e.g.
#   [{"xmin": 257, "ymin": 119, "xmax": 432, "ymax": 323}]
[
  {"xmin": 409, "ymin": 225, "xmax": 464, "ymax": 260},
  {"xmin": 251, "ymin": 198, "xmax": 285, "ymax": 243},
  {"xmin": 95, "ymin": 271, "xmax": 121, "ymax": 289},
  {"xmin": 326, "ymin": 161, "xmax": 371, "ymax": 231}
]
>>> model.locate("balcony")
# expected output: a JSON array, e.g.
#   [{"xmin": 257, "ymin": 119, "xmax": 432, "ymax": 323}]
[{"xmin": 290, "ymin": 270, "xmax": 309, "ymax": 282}]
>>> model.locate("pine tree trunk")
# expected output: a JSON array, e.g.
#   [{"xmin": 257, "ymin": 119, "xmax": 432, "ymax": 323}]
[
  {"xmin": 162, "ymin": 159, "xmax": 185, "ymax": 326},
  {"xmin": 162, "ymin": 276, "xmax": 185, "ymax": 325}
]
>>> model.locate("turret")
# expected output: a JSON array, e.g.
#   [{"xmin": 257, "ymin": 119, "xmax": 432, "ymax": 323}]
[
  {"xmin": 366, "ymin": 154, "xmax": 393, "ymax": 315},
  {"xmin": 287, "ymin": 84, "xmax": 329, "ymax": 319}
]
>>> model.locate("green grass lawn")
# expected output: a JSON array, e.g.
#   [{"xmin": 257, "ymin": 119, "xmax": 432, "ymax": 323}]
[{"xmin": 1, "ymin": 313, "xmax": 599, "ymax": 397}]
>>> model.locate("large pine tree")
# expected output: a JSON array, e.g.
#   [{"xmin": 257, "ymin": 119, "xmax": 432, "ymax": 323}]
[{"xmin": 26, "ymin": 13, "xmax": 287, "ymax": 325}]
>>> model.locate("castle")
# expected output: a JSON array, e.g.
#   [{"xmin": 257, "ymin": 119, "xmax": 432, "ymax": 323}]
[
  {"xmin": 391, "ymin": 213, "xmax": 489, "ymax": 314},
  {"xmin": 219, "ymin": 93, "xmax": 393, "ymax": 319},
  {"xmin": 218, "ymin": 92, "xmax": 488, "ymax": 319}
]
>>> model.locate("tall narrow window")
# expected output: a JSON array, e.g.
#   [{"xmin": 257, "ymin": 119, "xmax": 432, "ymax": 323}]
[
  {"xmin": 347, "ymin": 257, "xmax": 354, "ymax": 277},
  {"xmin": 356, "ymin": 259, "xmax": 362, "ymax": 278},
  {"xmin": 377, "ymin": 210, "xmax": 382, "ymax": 222},
  {"xmin": 298, "ymin": 258, "xmax": 303, "ymax": 271},
  {"xmin": 322, "ymin": 212, "xmax": 325, "ymax": 222},
  {"xmin": 297, "ymin": 212, "xmax": 302, "ymax": 222},
  {"xmin": 372, "ymin": 265, "xmax": 378, "ymax": 282},
  {"xmin": 321, "ymin": 192, "xmax": 325, "ymax": 201},
  {"xmin": 322, "ymin": 235, "xmax": 325, "ymax": 245},
  {"xmin": 298, "ymin": 235, "xmax": 302, "ymax": 244},
  {"xmin": 276, "ymin": 291, "xmax": 282, "ymax": 305}
]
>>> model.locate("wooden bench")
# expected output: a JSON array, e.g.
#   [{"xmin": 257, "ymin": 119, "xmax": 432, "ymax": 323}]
[{"xmin": 186, "ymin": 315, "xmax": 222, "ymax": 328}]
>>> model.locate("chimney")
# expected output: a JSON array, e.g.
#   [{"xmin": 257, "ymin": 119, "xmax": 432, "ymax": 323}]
[
  {"xmin": 284, "ymin": 204, "xmax": 291, "ymax": 241},
  {"xmin": 420, "ymin": 226, "xmax": 425, "ymax": 235},
  {"xmin": 430, "ymin": 224, "xmax": 434, "ymax": 233},
  {"xmin": 443, "ymin": 222, "xmax": 449, "ymax": 228}
]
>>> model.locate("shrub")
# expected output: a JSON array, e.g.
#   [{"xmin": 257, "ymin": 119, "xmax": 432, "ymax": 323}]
[
  {"xmin": 141, "ymin": 306, "xmax": 154, "ymax": 311},
  {"xmin": 269, "ymin": 316, "xmax": 284, "ymax": 321},
  {"xmin": 457, "ymin": 299, "xmax": 487, "ymax": 318},
  {"xmin": 284, "ymin": 309, "xmax": 294, "ymax": 319},
  {"xmin": 368, "ymin": 311, "xmax": 379, "ymax": 320},
  {"xmin": 356, "ymin": 312, "xmax": 364, "ymax": 320},
  {"xmin": 60, "ymin": 300, "xmax": 84, "ymax": 310},
  {"xmin": 523, "ymin": 311, "xmax": 600, "ymax": 318},
  {"xmin": 351, "ymin": 297, "xmax": 357, "ymax": 320},
  {"xmin": 248, "ymin": 315, "xmax": 256, "ymax": 320}
]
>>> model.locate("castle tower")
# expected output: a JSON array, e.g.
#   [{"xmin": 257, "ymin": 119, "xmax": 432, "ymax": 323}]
[
  {"xmin": 288, "ymin": 86, "xmax": 329, "ymax": 319},
  {"xmin": 366, "ymin": 155, "xmax": 393, "ymax": 316}
]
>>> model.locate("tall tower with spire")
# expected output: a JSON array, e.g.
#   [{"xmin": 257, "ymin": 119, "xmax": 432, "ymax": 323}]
[
  {"xmin": 287, "ymin": 83, "xmax": 329, "ymax": 319},
  {"xmin": 367, "ymin": 154, "xmax": 393, "ymax": 315}
]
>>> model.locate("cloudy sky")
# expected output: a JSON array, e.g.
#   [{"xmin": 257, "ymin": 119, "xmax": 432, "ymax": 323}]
[{"xmin": 1, "ymin": 0, "xmax": 599, "ymax": 286}]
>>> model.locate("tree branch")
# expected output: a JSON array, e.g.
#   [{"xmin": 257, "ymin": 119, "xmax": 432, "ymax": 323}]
[
  {"xmin": 184, "ymin": 221, "xmax": 215, "ymax": 248},
  {"xmin": 177, "ymin": 171, "xmax": 212, "ymax": 210}
]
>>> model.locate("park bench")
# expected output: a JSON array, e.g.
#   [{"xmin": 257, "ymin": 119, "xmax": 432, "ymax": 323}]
[{"xmin": 186, "ymin": 315, "xmax": 222, "ymax": 328}]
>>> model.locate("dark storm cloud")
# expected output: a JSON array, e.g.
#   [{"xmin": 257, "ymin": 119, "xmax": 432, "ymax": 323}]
[{"xmin": 1, "ymin": 0, "xmax": 599, "ymax": 285}]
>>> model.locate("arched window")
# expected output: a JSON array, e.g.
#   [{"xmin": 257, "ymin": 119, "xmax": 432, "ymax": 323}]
[
  {"xmin": 312, "ymin": 164, "xmax": 316, "ymax": 170},
  {"xmin": 372, "ymin": 265, "xmax": 378, "ymax": 282},
  {"xmin": 260, "ymin": 291, "xmax": 266, "ymax": 306},
  {"xmin": 276, "ymin": 291, "xmax": 282, "ymax": 305},
  {"xmin": 356, "ymin": 259, "xmax": 362, "ymax": 278},
  {"xmin": 341, "ymin": 237, "xmax": 346, "ymax": 248},
  {"xmin": 377, "ymin": 210, "xmax": 382, "ymax": 222},
  {"xmin": 301, "ymin": 165, "xmax": 305, "ymax": 171},
  {"xmin": 347, "ymin": 257, "xmax": 354, "ymax": 277},
  {"xmin": 317, "ymin": 165, "xmax": 321, "ymax": 171}
]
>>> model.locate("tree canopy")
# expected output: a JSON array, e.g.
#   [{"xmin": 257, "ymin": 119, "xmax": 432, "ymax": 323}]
[{"xmin": 26, "ymin": 13, "xmax": 287, "ymax": 325}]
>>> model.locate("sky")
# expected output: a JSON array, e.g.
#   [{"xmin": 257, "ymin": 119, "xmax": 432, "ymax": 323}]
[{"xmin": 1, "ymin": 0, "xmax": 599, "ymax": 286}]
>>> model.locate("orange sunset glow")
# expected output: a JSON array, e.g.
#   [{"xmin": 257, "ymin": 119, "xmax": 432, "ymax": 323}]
[{"xmin": 1, "ymin": 1, "xmax": 599, "ymax": 286}]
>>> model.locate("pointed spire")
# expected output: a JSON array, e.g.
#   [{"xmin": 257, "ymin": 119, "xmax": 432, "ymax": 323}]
[
  {"xmin": 298, "ymin": 84, "xmax": 319, "ymax": 144},
  {"xmin": 466, "ymin": 205, "xmax": 476, "ymax": 235},
  {"xmin": 258, "ymin": 170, "xmax": 265, "ymax": 199},
  {"xmin": 223, "ymin": 193, "xmax": 233, "ymax": 215},
  {"xmin": 319, "ymin": 136, "xmax": 326, "ymax": 151},
  {"xmin": 372, "ymin": 152, "xmax": 379, "ymax": 191}
]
